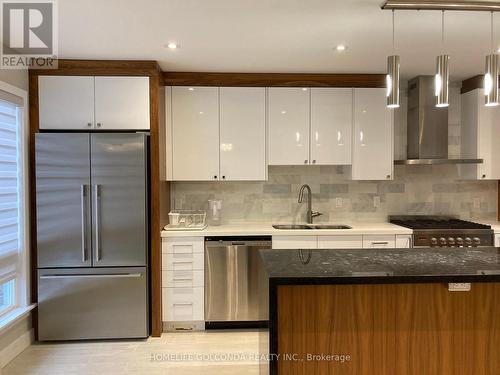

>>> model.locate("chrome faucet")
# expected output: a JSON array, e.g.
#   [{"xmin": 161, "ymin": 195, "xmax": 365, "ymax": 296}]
[{"xmin": 298, "ymin": 184, "xmax": 322, "ymax": 224}]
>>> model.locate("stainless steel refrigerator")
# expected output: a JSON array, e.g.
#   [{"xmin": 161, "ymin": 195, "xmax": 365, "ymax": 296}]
[{"xmin": 35, "ymin": 133, "xmax": 149, "ymax": 341}]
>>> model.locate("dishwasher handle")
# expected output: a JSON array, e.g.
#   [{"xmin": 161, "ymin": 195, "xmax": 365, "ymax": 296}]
[{"xmin": 205, "ymin": 240, "xmax": 272, "ymax": 248}]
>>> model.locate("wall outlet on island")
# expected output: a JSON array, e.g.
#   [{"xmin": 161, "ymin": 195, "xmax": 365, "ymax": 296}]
[
  {"xmin": 473, "ymin": 198, "xmax": 481, "ymax": 209},
  {"xmin": 373, "ymin": 196, "xmax": 381, "ymax": 208},
  {"xmin": 335, "ymin": 198, "xmax": 342, "ymax": 208}
]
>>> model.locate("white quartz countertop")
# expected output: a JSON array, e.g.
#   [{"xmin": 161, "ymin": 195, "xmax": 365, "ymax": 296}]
[{"xmin": 161, "ymin": 222, "xmax": 413, "ymax": 237}]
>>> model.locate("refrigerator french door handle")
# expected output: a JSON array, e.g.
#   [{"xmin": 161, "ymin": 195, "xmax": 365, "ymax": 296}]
[
  {"xmin": 80, "ymin": 185, "xmax": 87, "ymax": 262},
  {"xmin": 94, "ymin": 184, "xmax": 101, "ymax": 262}
]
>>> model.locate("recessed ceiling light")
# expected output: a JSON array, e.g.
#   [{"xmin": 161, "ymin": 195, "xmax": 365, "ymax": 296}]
[
  {"xmin": 335, "ymin": 44, "xmax": 347, "ymax": 52},
  {"xmin": 167, "ymin": 42, "xmax": 179, "ymax": 49}
]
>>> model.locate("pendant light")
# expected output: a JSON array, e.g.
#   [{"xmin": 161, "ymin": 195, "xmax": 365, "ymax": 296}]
[
  {"xmin": 387, "ymin": 10, "xmax": 400, "ymax": 108},
  {"xmin": 435, "ymin": 11, "xmax": 450, "ymax": 108},
  {"xmin": 485, "ymin": 12, "xmax": 499, "ymax": 106}
]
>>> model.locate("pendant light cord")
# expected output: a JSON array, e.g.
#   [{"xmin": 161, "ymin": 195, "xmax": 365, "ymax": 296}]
[
  {"xmin": 392, "ymin": 10, "xmax": 395, "ymax": 54},
  {"xmin": 441, "ymin": 11, "xmax": 445, "ymax": 54}
]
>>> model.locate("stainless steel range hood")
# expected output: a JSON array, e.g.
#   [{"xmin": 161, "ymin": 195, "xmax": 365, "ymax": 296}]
[{"xmin": 395, "ymin": 76, "xmax": 483, "ymax": 165}]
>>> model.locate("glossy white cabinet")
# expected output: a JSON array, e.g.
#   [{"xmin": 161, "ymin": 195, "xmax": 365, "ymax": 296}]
[
  {"xmin": 219, "ymin": 87, "xmax": 266, "ymax": 180},
  {"xmin": 272, "ymin": 236, "xmax": 317, "ymax": 249},
  {"xmin": 39, "ymin": 76, "xmax": 95, "ymax": 130},
  {"xmin": 268, "ymin": 88, "xmax": 310, "ymax": 165},
  {"xmin": 170, "ymin": 87, "xmax": 220, "ymax": 181},
  {"xmin": 311, "ymin": 88, "xmax": 352, "ymax": 165},
  {"xmin": 460, "ymin": 89, "xmax": 500, "ymax": 180},
  {"xmin": 317, "ymin": 235, "xmax": 363, "ymax": 249},
  {"xmin": 351, "ymin": 88, "xmax": 394, "ymax": 180},
  {"xmin": 94, "ymin": 77, "xmax": 150, "ymax": 130},
  {"xmin": 39, "ymin": 75, "xmax": 150, "ymax": 130}
]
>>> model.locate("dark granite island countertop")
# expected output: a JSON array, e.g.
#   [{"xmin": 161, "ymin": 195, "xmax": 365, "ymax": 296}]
[
  {"xmin": 260, "ymin": 247, "xmax": 500, "ymax": 285},
  {"xmin": 260, "ymin": 247, "xmax": 500, "ymax": 375}
]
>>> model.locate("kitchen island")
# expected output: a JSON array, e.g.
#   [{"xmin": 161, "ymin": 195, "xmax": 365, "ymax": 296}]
[{"xmin": 259, "ymin": 247, "xmax": 500, "ymax": 375}]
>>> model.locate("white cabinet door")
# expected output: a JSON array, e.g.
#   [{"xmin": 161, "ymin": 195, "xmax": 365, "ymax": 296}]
[
  {"xmin": 268, "ymin": 88, "xmax": 310, "ymax": 165},
  {"xmin": 272, "ymin": 236, "xmax": 317, "ymax": 249},
  {"xmin": 220, "ymin": 87, "xmax": 266, "ymax": 180},
  {"xmin": 352, "ymin": 88, "xmax": 394, "ymax": 180},
  {"xmin": 362, "ymin": 235, "xmax": 396, "ymax": 248},
  {"xmin": 38, "ymin": 76, "xmax": 95, "ymax": 130},
  {"xmin": 311, "ymin": 88, "xmax": 352, "ymax": 165},
  {"xmin": 94, "ymin": 77, "xmax": 150, "ymax": 130},
  {"xmin": 460, "ymin": 89, "xmax": 500, "ymax": 180},
  {"xmin": 171, "ymin": 87, "xmax": 219, "ymax": 181},
  {"xmin": 317, "ymin": 235, "xmax": 363, "ymax": 249},
  {"xmin": 495, "ymin": 235, "xmax": 500, "ymax": 247},
  {"xmin": 395, "ymin": 235, "xmax": 412, "ymax": 248}
]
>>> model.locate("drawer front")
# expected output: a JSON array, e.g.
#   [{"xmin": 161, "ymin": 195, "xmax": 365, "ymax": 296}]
[
  {"xmin": 396, "ymin": 234, "xmax": 412, "ymax": 248},
  {"xmin": 162, "ymin": 270, "xmax": 204, "ymax": 288},
  {"xmin": 162, "ymin": 287, "xmax": 204, "ymax": 321},
  {"xmin": 162, "ymin": 252, "xmax": 204, "ymax": 271},
  {"xmin": 162, "ymin": 237, "xmax": 204, "ymax": 254},
  {"xmin": 272, "ymin": 236, "xmax": 317, "ymax": 249},
  {"xmin": 363, "ymin": 235, "xmax": 396, "ymax": 248},
  {"xmin": 318, "ymin": 235, "xmax": 363, "ymax": 249}
]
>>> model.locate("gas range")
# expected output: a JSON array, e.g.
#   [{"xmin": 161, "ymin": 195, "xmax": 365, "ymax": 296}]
[{"xmin": 389, "ymin": 216, "xmax": 494, "ymax": 248}]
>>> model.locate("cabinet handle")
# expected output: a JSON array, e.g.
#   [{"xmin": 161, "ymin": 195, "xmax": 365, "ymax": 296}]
[
  {"xmin": 312, "ymin": 160, "xmax": 316, "ymax": 164},
  {"xmin": 87, "ymin": 122, "xmax": 92, "ymax": 127},
  {"xmin": 304, "ymin": 160, "xmax": 308, "ymax": 164},
  {"xmin": 213, "ymin": 175, "xmax": 218, "ymax": 180},
  {"xmin": 96, "ymin": 123, "xmax": 102, "ymax": 128},
  {"xmin": 482, "ymin": 174, "xmax": 486, "ymax": 179},
  {"xmin": 222, "ymin": 176, "xmax": 226, "ymax": 180},
  {"xmin": 372, "ymin": 241, "xmax": 389, "ymax": 245},
  {"xmin": 386, "ymin": 175, "xmax": 391, "ymax": 179}
]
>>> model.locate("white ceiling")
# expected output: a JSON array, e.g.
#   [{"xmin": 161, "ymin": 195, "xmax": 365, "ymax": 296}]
[{"xmin": 58, "ymin": 0, "xmax": 500, "ymax": 80}]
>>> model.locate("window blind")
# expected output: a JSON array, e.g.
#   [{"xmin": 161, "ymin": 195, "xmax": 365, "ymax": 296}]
[{"xmin": 0, "ymin": 99, "xmax": 21, "ymax": 284}]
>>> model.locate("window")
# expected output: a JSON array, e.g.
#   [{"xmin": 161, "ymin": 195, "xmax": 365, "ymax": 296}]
[{"xmin": 0, "ymin": 87, "xmax": 28, "ymax": 320}]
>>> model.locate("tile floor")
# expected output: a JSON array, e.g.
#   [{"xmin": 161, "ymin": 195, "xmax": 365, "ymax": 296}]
[{"xmin": 3, "ymin": 330, "xmax": 266, "ymax": 375}]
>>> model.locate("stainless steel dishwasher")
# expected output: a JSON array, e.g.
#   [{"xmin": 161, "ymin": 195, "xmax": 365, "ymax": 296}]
[{"xmin": 204, "ymin": 237, "xmax": 271, "ymax": 327}]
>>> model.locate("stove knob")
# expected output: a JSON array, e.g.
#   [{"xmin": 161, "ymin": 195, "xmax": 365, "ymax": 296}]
[
  {"xmin": 439, "ymin": 237, "xmax": 447, "ymax": 246},
  {"xmin": 465, "ymin": 237, "xmax": 473, "ymax": 247},
  {"xmin": 473, "ymin": 237, "xmax": 481, "ymax": 247},
  {"xmin": 447, "ymin": 237, "xmax": 456, "ymax": 247},
  {"xmin": 430, "ymin": 237, "xmax": 438, "ymax": 247},
  {"xmin": 456, "ymin": 237, "xmax": 464, "ymax": 247}
]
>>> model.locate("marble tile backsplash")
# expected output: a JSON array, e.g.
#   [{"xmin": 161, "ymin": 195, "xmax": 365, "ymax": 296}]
[{"xmin": 171, "ymin": 165, "xmax": 498, "ymax": 224}]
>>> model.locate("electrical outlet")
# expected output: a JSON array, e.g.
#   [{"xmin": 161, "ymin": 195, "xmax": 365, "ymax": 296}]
[
  {"xmin": 373, "ymin": 196, "xmax": 381, "ymax": 208},
  {"xmin": 473, "ymin": 198, "xmax": 481, "ymax": 209},
  {"xmin": 335, "ymin": 198, "xmax": 342, "ymax": 208}
]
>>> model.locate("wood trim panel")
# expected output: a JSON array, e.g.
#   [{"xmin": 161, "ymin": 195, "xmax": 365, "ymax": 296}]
[
  {"xmin": 29, "ymin": 59, "xmax": 160, "ymax": 77},
  {"xmin": 28, "ymin": 59, "xmax": 165, "ymax": 338},
  {"xmin": 162, "ymin": 72, "xmax": 386, "ymax": 87},
  {"xmin": 461, "ymin": 75, "xmax": 484, "ymax": 94}
]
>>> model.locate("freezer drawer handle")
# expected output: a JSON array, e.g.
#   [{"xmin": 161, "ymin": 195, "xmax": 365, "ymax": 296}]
[
  {"xmin": 173, "ymin": 277, "xmax": 193, "ymax": 281},
  {"xmin": 80, "ymin": 185, "xmax": 87, "ymax": 262},
  {"xmin": 173, "ymin": 302, "xmax": 193, "ymax": 306},
  {"xmin": 94, "ymin": 185, "xmax": 101, "ymax": 261},
  {"xmin": 40, "ymin": 273, "xmax": 142, "ymax": 279}
]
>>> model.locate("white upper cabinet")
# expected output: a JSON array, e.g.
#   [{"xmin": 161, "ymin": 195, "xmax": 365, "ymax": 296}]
[
  {"xmin": 268, "ymin": 88, "xmax": 310, "ymax": 165},
  {"xmin": 39, "ymin": 76, "xmax": 150, "ymax": 130},
  {"xmin": 460, "ymin": 89, "xmax": 500, "ymax": 180},
  {"xmin": 170, "ymin": 87, "xmax": 220, "ymax": 181},
  {"xmin": 219, "ymin": 87, "xmax": 266, "ymax": 180},
  {"xmin": 94, "ymin": 77, "xmax": 150, "ymax": 130},
  {"xmin": 310, "ymin": 88, "xmax": 352, "ymax": 165},
  {"xmin": 39, "ymin": 76, "xmax": 95, "ymax": 130},
  {"xmin": 351, "ymin": 88, "xmax": 394, "ymax": 180}
]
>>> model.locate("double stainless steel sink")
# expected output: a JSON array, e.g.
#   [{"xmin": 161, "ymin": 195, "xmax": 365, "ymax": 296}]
[{"xmin": 272, "ymin": 224, "xmax": 352, "ymax": 230}]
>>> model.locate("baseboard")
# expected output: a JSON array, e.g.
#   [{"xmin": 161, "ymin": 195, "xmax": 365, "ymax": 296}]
[{"xmin": 0, "ymin": 328, "xmax": 34, "ymax": 369}]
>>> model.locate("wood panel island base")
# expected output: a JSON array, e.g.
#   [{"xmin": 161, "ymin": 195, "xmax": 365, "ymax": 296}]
[{"xmin": 259, "ymin": 248, "xmax": 500, "ymax": 375}]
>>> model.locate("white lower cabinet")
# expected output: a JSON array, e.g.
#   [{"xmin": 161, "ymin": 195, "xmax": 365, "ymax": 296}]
[
  {"xmin": 272, "ymin": 236, "xmax": 317, "ymax": 249},
  {"xmin": 495, "ymin": 234, "xmax": 500, "ymax": 247},
  {"xmin": 396, "ymin": 234, "xmax": 412, "ymax": 248},
  {"xmin": 162, "ymin": 237, "xmax": 204, "ymax": 331},
  {"xmin": 362, "ymin": 235, "xmax": 396, "ymax": 248},
  {"xmin": 273, "ymin": 234, "xmax": 409, "ymax": 250},
  {"xmin": 318, "ymin": 235, "xmax": 363, "ymax": 249}
]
